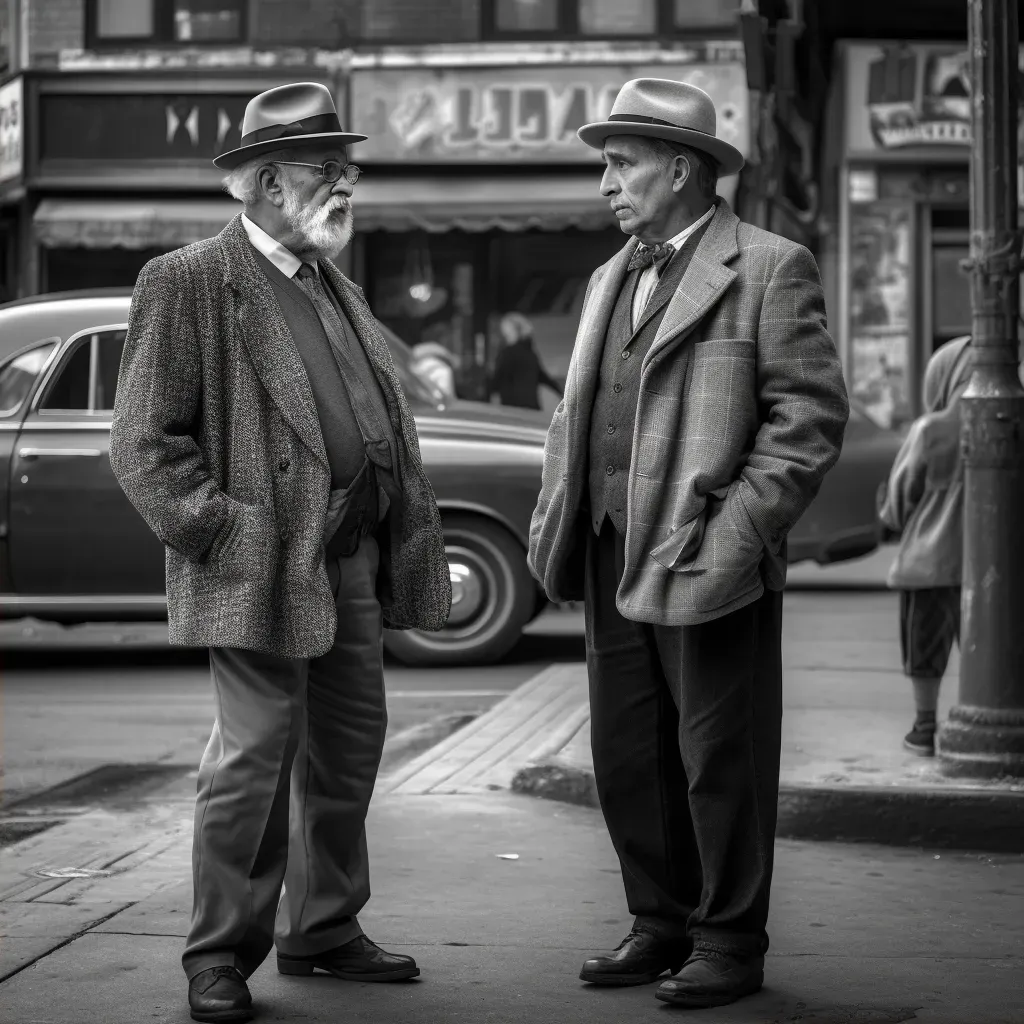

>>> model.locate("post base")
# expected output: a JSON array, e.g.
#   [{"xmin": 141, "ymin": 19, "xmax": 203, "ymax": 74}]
[{"xmin": 937, "ymin": 705, "xmax": 1024, "ymax": 779}]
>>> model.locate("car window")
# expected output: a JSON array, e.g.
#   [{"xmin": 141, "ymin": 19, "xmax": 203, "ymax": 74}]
[
  {"xmin": 40, "ymin": 330, "xmax": 127, "ymax": 413},
  {"xmin": 0, "ymin": 340, "xmax": 59, "ymax": 418}
]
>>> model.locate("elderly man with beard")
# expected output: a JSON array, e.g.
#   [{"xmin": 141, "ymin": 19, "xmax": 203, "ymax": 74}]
[{"xmin": 108, "ymin": 83, "xmax": 451, "ymax": 1024}]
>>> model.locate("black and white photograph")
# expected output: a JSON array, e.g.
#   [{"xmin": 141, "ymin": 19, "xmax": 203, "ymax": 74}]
[{"xmin": 0, "ymin": 2, "xmax": 1021, "ymax": 1023}]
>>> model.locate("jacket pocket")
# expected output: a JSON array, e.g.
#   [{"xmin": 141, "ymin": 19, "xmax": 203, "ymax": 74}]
[
  {"xmin": 648, "ymin": 487, "xmax": 731, "ymax": 572},
  {"xmin": 210, "ymin": 500, "xmax": 277, "ymax": 582}
]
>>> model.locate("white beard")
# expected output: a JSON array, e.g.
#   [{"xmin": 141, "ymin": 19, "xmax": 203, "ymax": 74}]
[{"xmin": 282, "ymin": 188, "xmax": 354, "ymax": 261}]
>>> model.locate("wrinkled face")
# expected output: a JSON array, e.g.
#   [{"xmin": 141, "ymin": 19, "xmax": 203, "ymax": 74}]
[
  {"xmin": 276, "ymin": 145, "xmax": 354, "ymax": 258},
  {"xmin": 599, "ymin": 135, "xmax": 682, "ymax": 241}
]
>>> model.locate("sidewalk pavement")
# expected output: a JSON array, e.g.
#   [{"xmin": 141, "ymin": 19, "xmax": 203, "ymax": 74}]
[
  {"xmin": 2, "ymin": 781, "xmax": 1022, "ymax": 1023},
  {"xmin": 387, "ymin": 585, "xmax": 1024, "ymax": 853}
]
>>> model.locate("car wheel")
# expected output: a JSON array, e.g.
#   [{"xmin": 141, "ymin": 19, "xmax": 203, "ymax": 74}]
[{"xmin": 382, "ymin": 513, "xmax": 535, "ymax": 667}]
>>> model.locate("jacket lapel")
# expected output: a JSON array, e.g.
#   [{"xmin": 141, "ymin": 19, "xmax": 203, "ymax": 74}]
[
  {"xmin": 643, "ymin": 202, "xmax": 740, "ymax": 372},
  {"xmin": 217, "ymin": 215, "xmax": 328, "ymax": 469}
]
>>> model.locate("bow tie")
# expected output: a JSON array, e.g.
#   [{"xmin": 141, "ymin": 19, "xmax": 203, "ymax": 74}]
[{"xmin": 628, "ymin": 242, "xmax": 676, "ymax": 274}]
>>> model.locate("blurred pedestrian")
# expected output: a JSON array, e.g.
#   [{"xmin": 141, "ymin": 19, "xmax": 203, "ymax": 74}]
[
  {"xmin": 109, "ymin": 82, "xmax": 450, "ymax": 1024},
  {"xmin": 489, "ymin": 311, "xmax": 563, "ymax": 409},
  {"xmin": 410, "ymin": 341, "xmax": 459, "ymax": 401},
  {"xmin": 879, "ymin": 335, "xmax": 972, "ymax": 757},
  {"xmin": 528, "ymin": 79, "xmax": 848, "ymax": 1009}
]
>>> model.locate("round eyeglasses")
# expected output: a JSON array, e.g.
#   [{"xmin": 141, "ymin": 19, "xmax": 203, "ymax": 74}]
[{"xmin": 273, "ymin": 159, "xmax": 361, "ymax": 185}]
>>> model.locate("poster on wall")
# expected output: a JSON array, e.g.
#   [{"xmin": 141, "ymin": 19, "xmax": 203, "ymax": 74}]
[
  {"xmin": 350, "ymin": 62, "xmax": 749, "ymax": 165},
  {"xmin": 0, "ymin": 77, "xmax": 24, "ymax": 186},
  {"xmin": 848, "ymin": 203, "xmax": 913, "ymax": 428},
  {"xmin": 843, "ymin": 42, "xmax": 1024, "ymax": 190}
]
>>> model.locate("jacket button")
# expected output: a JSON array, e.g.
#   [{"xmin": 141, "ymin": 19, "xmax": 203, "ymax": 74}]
[
  {"xmin": 613, "ymin": 383, "xmax": 623, "ymax": 393},
  {"xmin": 279, "ymin": 458, "xmax": 290, "ymax": 472},
  {"xmin": 607, "ymin": 424, "xmax": 615, "ymax": 434},
  {"xmin": 605, "ymin": 465, "xmax": 615, "ymax": 476},
  {"xmin": 621, "ymin": 350, "xmax": 631, "ymax": 360},
  {"xmin": 279, "ymin": 526, "xmax": 290, "ymax": 541},
  {"xmin": 561, "ymin": 472, "xmax": 568, "ymax": 481}
]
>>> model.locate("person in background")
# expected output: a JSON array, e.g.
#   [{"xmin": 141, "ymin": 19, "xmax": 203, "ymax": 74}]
[
  {"xmin": 879, "ymin": 335, "xmax": 972, "ymax": 757},
  {"xmin": 410, "ymin": 341, "xmax": 460, "ymax": 402},
  {"xmin": 490, "ymin": 311, "xmax": 564, "ymax": 410}
]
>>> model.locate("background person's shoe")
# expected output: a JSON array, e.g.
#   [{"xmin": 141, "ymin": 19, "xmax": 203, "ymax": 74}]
[
  {"xmin": 903, "ymin": 720, "xmax": 936, "ymax": 756},
  {"xmin": 188, "ymin": 966, "xmax": 253, "ymax": 1023},
  {"xmin": 579, "ymin": 928, "xmax": 691, "ymax": 986},
  {"xmin": 277, "ymin": 935, "xmax": 420, "ymax": 981},
  {"xmin": 655, "ymin": 949, "xmax": 764, "ymax": 1008}
]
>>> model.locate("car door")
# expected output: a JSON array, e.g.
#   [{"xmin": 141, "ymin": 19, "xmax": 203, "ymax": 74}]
[{"xmin": 7, "ymin": 326, "xmax": 165, "ymax": 596}]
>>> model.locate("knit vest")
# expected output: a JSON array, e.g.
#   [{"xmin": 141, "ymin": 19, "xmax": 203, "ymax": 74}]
[
  {"xmin": 252, "ymin": 248, "xmax": 393, "ymax": 492},
  {"xmin": 587, "ymin": 222, "xmax": 711, "ymax": 535}
]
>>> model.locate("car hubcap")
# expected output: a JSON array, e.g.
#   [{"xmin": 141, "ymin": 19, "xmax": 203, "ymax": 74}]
[{"xmin": 447, "ymin": 559, "xmax": 484, "ymax": 626}]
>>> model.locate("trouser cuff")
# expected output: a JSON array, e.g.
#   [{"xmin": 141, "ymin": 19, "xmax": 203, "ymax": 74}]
[
  {"xmin": 690, "ymin": 930, "xmax": 767, "ymax": 958},
  {"xmin": 633, "ymin": 915, "xmax": 690, "ymax": 943},
  {"xmin": 274, "ymin": 916, "xmax": 364, "ymax": 958},
  {"xmin": 182, "ymin": 952, "xmax": 246, "ymax": 981}
]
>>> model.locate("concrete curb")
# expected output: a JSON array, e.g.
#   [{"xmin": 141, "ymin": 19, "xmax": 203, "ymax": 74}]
[{"xmin": 511, "ymin": 764, "xmax": 1024, "ymax": 853}]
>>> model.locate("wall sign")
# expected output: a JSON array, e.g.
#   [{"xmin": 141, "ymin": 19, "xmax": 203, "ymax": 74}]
[
  {"xmin": 844, "ymin": 42, "xmax": 1024, "ymax": 156},
  {"xmin": 41, "ymin": 94, "xmax": 253, "ymax": 163},
  {"xmin": 0, "ymin": 77, "xmax": 24, "ymax": 185},
  {"xmin": 351, "ymin": 62, "xmax": 749, "ymax": 164}
]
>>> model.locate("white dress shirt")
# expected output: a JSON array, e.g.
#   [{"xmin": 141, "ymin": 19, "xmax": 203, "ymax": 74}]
[
  {"xmin": 241, "ymin": 213, "xmax": 307, "ymax": 279},
  {"xmin": 631, "ymin": 204, "xmax": 716, "ymax": 330}
]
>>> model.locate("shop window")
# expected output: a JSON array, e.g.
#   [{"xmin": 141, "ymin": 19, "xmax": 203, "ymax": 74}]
[
  {"xmin": 673, "ymin": 0, "xmax": 741, "ymax": 30},
  {"xmin": 932, "ymin": 244, "xmax": 972, "ymax": 344},
  {"xmin": 494, "ymin": 0, "xmax": 561, "ymax": 33},
  {"xmin": 579, "ymin": 0, "xmax": 656, "ymax": 35},
  {"xmin": 87, "ymin": 0, "xmax": 246, "ymax": 46}
]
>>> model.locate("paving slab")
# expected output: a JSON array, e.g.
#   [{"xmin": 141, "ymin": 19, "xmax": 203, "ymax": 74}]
[{"xmin": 1, "ymin": 793, "xmax": 1021, "ymax": 1023}]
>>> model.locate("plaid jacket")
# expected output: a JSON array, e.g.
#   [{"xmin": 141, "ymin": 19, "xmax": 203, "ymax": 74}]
[
  {"xmin": 528, "ymin": 201, "xmax": 849, "ymax": 625},
  {"xmin": 109, "ymin": 215, "xmax": 451, "ymax": 658}
]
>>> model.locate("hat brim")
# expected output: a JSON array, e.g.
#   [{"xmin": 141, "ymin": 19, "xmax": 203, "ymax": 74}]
[
  {"xmin": 213, "ymin": 131, "xmax": 369, "ymax": 170},
  {"xmin": 577, "ymin": 121, "xmax": 744, "ymax": 177}
]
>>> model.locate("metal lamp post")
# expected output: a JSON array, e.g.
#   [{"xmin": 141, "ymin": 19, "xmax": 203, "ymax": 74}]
[{"xmin": 938, "ymin": 0, "xmax": 1024, "ymax": 778}]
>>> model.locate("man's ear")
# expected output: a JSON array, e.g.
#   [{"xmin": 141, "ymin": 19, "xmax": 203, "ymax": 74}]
[
  {"xmin": 256, "ymin": 163, "xmax": 285, "ymax": 207},
  {"xmin": 671, "ymin": 153, "xmax": 691, "ymax": 194}
]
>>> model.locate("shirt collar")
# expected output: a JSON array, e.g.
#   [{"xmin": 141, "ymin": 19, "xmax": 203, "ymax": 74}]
[
  {"xmin": 241, "ymin": 213, "xmax": 308, "ymax": 280},
  {"xmin": 661, "ymin": 204, "xmax": 716, "ymax": 252}
]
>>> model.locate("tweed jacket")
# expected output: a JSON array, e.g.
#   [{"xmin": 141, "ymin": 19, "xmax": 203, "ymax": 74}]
[
  {"xmin": 109, "ymin": 214, "xmax": 451, "ymax": 659},
  {"xmin": 528, "ymin": 201, "xmax": 849, "ymax": 625}
]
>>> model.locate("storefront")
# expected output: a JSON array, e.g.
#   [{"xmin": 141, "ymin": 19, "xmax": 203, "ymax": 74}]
[
  {"xmin": 346, "ymin": 47, "xmax": 751, "ymax": 405},
  {"xmin": 829, "ymin": 41, "xmax": 1019, "ymax": 428},
  {"xmin": 15, "ymin": 69, "xmax": 339, "ymax": 296}
]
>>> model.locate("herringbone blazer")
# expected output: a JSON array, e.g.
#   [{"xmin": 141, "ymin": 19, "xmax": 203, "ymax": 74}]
[
  {"xmin": 109, "ymin": 214, "xmax": 451, "ymax": 659},
  {"xmin": 528, "ymin": 201, "xmax": 849, "ymax": 625}
]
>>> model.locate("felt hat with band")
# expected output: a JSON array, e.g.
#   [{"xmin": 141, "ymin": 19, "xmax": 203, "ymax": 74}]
[
  {"xmin": 578, "ymin": 78, "xmax": 744, "ymax": 177},
  {"xmin": 213, "ymin": 82, "xmax": 367, "ymax": 170}
]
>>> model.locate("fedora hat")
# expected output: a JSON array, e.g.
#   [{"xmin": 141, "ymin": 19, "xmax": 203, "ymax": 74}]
[
  {"xmin": 578, "ymin": 78, "xmax": 744, "ymax": 177},
  {"xmin": 213, "ymin": 82, "xmax": 367, "ymax": 170}
]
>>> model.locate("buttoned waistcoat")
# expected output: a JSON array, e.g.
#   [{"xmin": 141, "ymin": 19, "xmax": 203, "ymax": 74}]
[
  {"xmin": 588, "ymin": 223, "xmax": 709, "ymax": 535},
  {"xmin": 109, "ymin": 214, "xmax": 451, "ymax": 659},
  {"xmin": 527, "ymin": 200, "xmax": 850, "ymax": 626}
]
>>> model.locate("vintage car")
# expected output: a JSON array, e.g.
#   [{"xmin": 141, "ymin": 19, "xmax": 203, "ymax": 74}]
[{"xmin": 0, "ymin": 291, "xmax": 900, "ymax": 666}]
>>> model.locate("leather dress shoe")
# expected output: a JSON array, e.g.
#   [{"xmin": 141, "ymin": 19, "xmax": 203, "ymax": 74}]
[
  {"xmin": 579, "ymin": 928, "xmax": 691, "ymax": 986},
  {"xmin": 188, "ymin": 966, "xmax": 252, "ymax": 1023},
  {"xmin": 277, "ymin": 934, "xmax": 420, "ymax": 982},
  {"xmin": 655, "ymin": 949, "xmax": 764, "ymax": 1008}
]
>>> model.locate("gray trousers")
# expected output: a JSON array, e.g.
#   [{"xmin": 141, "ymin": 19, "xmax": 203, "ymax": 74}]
[{"xmin": 182, "ymin": 536, "xmax": 387, "ymax": 980}]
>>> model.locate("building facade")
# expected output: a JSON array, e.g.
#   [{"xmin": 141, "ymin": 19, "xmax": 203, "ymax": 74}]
[{"xmin": 0, "ymin": 0, "xmax": 751, "ymax": 406}]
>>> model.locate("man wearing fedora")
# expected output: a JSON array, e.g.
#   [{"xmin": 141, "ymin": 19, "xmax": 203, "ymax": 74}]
[
  {"xmin": 528, "ymin": 79, "xmax": 848, "ymax": 1008},
  {"xmin": 109, "ymin": 82, "xmax": 451, "ymax": 1023}
]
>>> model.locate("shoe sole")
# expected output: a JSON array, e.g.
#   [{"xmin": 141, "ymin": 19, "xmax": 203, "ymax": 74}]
[
  {"xmin": 579, "ymin": 967, "xmax": 678, "ymax": 987},
  {"xmin": 902, "ymin": 738, "xmax": 935, "ymax": 757},
  {"xmin": 189, "ymin": 1009, "xmax": 253, "ymax": 1023},
  {"xmin": 277, "ymin": 958, "xmax": 420, "ymax": 982},
  {"xmin": 655, "ymin": 978, "xmax": 763, "ymax": 1008}
]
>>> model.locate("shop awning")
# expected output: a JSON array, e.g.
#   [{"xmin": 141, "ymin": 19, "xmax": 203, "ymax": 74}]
[
  {"xmin": 33, "ymin": 199, "xmax": 244, "ymax": 249},
  {"xmin": 351, "ymin": 175, "xmax": 618, "ymax": 233}
]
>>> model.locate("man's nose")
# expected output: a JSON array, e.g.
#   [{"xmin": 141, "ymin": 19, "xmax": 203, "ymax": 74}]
[
  {"xmin": 599, "ymin": 168, "xmax": 618, "ymax": 197},
  {"xmin": 331, "ymin": 178, "xmax": 353, "ymax": 198}
]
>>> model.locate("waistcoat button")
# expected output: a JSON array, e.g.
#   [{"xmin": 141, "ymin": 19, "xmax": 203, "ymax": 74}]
[{"xmin": 605, "ymin": 465, "xmax": 615, "ymax": 476}]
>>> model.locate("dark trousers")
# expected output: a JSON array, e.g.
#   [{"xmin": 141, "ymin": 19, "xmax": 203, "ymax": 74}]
[
  {"xmin": 182, "ymin": 536, "xmax": 387, "ymax": 980},
  {"xmin": 585, "ymin": 519, "xmax": 783, "ymax": 956}
]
